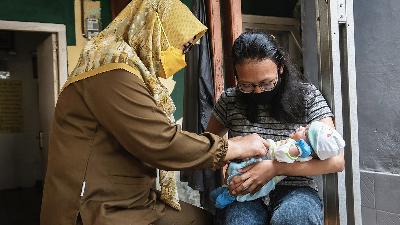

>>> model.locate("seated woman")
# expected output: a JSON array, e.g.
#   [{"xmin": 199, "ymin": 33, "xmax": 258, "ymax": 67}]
[
  {"xmin": 207, "ymin": 31, "xmax": 345, "ymax": 225},
  {"xmin": 211, "ymin": 120, "xmax": 345, "ymax": 209}
]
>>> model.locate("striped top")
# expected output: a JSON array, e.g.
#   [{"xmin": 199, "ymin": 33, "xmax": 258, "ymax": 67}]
[{"xmin": 213, "ymin": 82, "xmax": 334, "ymax": 188}]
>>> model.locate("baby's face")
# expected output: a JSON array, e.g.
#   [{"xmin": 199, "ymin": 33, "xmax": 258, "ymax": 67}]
[{"xmin": 290, "ymin": 126, "xmax": 308, "ymax": 140}]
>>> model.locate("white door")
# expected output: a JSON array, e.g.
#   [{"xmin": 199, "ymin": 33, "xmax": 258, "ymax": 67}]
[{"xmin": 37, "ymin": 33, "xmax": 58, "ymax": 173}]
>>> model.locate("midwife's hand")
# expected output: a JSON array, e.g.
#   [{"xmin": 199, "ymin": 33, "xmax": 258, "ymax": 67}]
[
  {"xmin": 228, "ymin": 160, "xmax": 278, "ymax": 195},
  {"xmin": 225, "ymin": 134, "xmax": 269, "ymax": 162}
]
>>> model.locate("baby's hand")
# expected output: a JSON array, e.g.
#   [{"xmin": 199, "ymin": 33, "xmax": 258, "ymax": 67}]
[{"xmin": 290, "ymin": 126, "xmax": 307, "ymax": 140}]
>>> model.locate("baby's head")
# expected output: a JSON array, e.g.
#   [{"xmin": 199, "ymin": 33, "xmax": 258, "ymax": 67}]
[{"xmin": 292, "ymin": 121, "xmax": 346, "ymax": 160}]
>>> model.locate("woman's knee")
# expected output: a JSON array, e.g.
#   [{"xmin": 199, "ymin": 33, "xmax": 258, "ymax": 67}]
[
  {"xmin": 270, "ymin": 205, "xmax": 323, "ymax": 225},
  {"xmin": 223, "ymin": 200, "xmax": 269, "ymax": 225},
  {"xmin": 270, "ymin": 188, "xmax": 323, "ymax": 225}
]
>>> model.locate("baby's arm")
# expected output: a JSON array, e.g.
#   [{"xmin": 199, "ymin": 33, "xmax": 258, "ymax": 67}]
[
  {"xmin": 269, "ymin": 139, "xmax": 300, "ymax": 163},
  {"xmin": 269, "ymin": 138, "xmax": 314, "ymax": 163}
]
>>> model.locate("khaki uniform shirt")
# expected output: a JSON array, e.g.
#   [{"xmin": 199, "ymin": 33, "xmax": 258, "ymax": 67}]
[{"xmin": 40, "ymin": 70, "xmax": 227, "ymax": 225}]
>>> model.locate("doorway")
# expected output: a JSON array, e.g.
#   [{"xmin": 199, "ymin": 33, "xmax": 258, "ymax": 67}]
[{"xmin": 0, "ymin": 21, "xmax": 67, "ymax": 224}]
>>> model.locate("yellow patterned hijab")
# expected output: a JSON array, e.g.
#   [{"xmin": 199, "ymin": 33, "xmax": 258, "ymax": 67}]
[{"xmin": 65, "ymin": 0, "xmax": 207, "ymax": 211}]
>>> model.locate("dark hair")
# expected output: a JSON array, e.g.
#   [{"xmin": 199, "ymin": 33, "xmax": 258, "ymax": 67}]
[{"xmin": 232, "ymin": 31, "xmax": 307, "ymax": 123}]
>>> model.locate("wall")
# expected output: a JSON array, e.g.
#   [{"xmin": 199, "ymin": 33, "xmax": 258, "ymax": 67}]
[
  {"xmin": 354, "ymin": 0, "xmax": 400, "ymax": 224},
  {"xmin": 0, "ymin": 32, "xmax": 47, "ymax": 190},
  {"xmin": 0, "ymin": 0, "xmax": 99, "ymax": 75},
  {"xmin": 100, "ymin": 0, "xmax": 112, "ymax": 29},
  {"xmin": 0, "ymin": 0, "xmax": 75, "ymax": 45},
  {"xmin": 67, "ymin": 0, "xmax": 101, "ymax": 74},
  {"xmin": 67, "ymin": 0, "xmax": 89, "ymax": 74},
  {"xmin": 301, "ymin": 0, "xmax": 319, "ymax": 85}
]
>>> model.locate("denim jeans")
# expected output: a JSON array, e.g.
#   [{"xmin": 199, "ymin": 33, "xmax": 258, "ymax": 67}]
[{"xmin": 222, "ymin": 186, "xmax": 323, "ymax": 225}]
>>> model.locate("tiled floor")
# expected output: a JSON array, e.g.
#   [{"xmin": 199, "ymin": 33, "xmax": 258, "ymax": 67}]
[
  {"xmin": 0, "ymin": 184, "xmax": 42, "ymax": 225},
  {"xmin": 361, "ymin": 171, "xmax": 400, "ymax": 225}
]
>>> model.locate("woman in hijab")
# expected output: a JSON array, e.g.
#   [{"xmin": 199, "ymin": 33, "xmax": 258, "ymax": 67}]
[{"xmin": 40, "ymin": 1, "xmax": 268, "ymax": 225}]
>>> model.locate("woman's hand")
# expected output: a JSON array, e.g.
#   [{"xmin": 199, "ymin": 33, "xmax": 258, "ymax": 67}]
[
  {"xmin": 228, "ymin": 160, "xmax": 279, "ymax": 196},
  {"xmin": 224, "ymin": 134, "xmax": 269, "ymax": 161}
]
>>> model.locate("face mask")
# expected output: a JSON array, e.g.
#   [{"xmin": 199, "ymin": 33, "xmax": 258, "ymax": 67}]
[
  {"xmin": 241, "ymin": 77, "xmax": 281, "ymax": 105},
  {"xmin": 158, "ymin": 13, "xmax": 187, "ymax": 79},
  {"xmin": 159, "ymin": 46, "xmax": 187, "ymax": 79},
  {"xmin": 240, "ymin": 78, "xmax": 281, "ymax": 123}
]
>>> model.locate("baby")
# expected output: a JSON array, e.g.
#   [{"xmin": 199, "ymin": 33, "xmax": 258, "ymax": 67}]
[{"xmin": 211, "ymin": 121, "xmax": 346, "ymax": 209}]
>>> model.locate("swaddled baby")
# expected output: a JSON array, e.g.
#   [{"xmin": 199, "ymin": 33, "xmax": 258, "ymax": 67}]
[{"xmin": 211, "ymin": 121, "xmax": 345, "ymax": 209}]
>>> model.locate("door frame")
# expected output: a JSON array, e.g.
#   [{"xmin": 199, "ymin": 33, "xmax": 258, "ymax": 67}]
[
  {"xmin": 0, "ymin": 20, "xmax": 68, "ymax": 94},
  {"xmin": 315, "ymin": 0, "xmax": 362, "ymax": 224}
]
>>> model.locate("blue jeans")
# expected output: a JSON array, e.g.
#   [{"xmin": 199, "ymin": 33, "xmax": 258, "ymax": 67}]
[{"xmin": 222, "ymin": 186, "xmax": 323, "ymax": 225}]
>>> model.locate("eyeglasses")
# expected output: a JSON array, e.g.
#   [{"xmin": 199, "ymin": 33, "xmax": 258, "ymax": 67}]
[
  {"xmin": 237, "ymin": 75, "xmax": 279, "ymax": 93},
  {"xmin": 183, "ymin": 42, "xmax": 194, "ymax": 54}
]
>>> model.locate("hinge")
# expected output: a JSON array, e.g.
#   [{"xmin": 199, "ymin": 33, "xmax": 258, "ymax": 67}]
[
  {"xmin": 38, "ymin": 131, "xmax": 44, "ymax": 149},
  {"xmin": 338, "ymin": 0, "xmax": 347, "ymax": 23}
]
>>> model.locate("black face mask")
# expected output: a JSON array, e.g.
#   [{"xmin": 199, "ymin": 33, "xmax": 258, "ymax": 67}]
[
  {"xmin": 240, "ymin": 77, "xmax": 281, "ymax": 105},
  {"xmin": 239, "ymin": 78, "xmax": 282, "ymax": 123}
]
